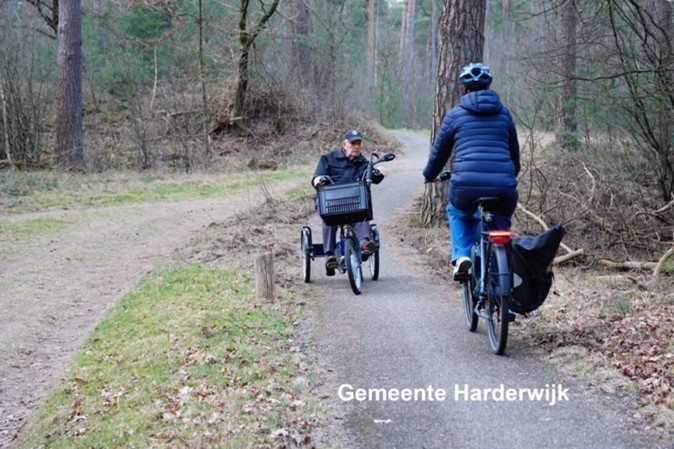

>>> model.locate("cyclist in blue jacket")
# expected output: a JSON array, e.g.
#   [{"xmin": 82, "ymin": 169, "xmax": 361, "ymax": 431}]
[
  {"xmin": 313, "ymin": 129, "xmax": 386, "ymax": 276},
  {"xmin": 423, "ymin": 63, "xmax": 520, "ymax": 281}
]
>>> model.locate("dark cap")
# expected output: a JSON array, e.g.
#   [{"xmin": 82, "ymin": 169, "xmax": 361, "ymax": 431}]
[{"xmin": 344, "ymin": 129, "xmax": 363, "ymax": 142}]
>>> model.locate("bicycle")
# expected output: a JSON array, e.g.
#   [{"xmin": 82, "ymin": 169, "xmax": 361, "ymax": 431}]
[
  {"xmin": 301, "ymin": 152, "xmax": 394, "ymax": 295},
  {"xmin": 460, "ymin": 197, "xmax": 513, "ymax": 355},
  {"xmin": 437, "ymin": 171, "xmax": 513, "ymax": 355}
]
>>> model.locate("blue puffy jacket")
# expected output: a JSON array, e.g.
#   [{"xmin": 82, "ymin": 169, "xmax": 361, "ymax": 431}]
[{"xmin": 423, "ymin": 89, "xmax": 520, "ymax": 214}]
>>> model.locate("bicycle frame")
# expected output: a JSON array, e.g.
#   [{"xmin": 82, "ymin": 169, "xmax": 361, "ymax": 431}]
[
  {"xmin": 334, "ymin": 223, "xmax": 358, "ymax": 273},
  {"xmin": 475, "ymin": 211, "xmax": 512, "ymax": 306}
]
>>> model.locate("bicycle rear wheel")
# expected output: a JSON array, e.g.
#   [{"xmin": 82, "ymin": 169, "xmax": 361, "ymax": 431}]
[
  {"xmin": 345, "ymin": 237, "xmax": 363, "ymax": 295},
  {"xmin": 486, "ymin": 244, "xmax": 511, "ymax": 355}
]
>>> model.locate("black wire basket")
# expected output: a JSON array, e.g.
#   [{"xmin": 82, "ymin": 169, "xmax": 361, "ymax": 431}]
[{"xmin": 317, "ymin": 181, "xmax": 373, "ymax": 226}]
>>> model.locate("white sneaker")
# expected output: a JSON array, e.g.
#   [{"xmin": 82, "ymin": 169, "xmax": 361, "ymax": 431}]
[{"xmin": 452, "ymin": 257, "xmax": 472, "ymax": 281}]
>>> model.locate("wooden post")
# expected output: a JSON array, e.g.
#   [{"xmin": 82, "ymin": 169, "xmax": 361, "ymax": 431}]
[{"xmin": 254, "ymin": 252, "xmax": 274, "ymax": 300}]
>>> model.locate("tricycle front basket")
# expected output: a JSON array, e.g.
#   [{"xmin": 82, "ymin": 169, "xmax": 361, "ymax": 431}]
[{"xmin": 317, "ymin": 181, "xmax": 372, "ymax": 226}]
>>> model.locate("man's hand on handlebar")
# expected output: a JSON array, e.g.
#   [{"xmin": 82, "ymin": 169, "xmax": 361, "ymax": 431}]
[{"xmin": 312, "ymin": 176, "xmax": 329, "ymax": 188}]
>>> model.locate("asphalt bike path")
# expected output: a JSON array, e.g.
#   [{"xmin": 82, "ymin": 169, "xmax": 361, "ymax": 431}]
[{"xmin": 308, "ymin": 131, "xmax": 655, "ymax": 449}]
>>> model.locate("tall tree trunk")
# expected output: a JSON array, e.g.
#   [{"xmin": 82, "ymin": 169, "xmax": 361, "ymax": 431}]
[
  {"xmin": 501, "ymin": 0, "xmax": 511, "ymax": 74},
  {"xmin": 555, "ymin": 0, "xmax": 578, "ymax": 150},
  {"xmin": 292, "ymin": 0, "xmax": 314, "ymax": 90},
  {"xmin": 427, "ymin": 0, "xmax": 438, "ymax": 83},
  {"xmin": 399, "ymin": 0, "xmax": 416, "ymax": 63},
  {"xmin": 55, "ymin": 0, "xmax": 84, "ymax": 170},
  {"xmin": 367, "ymin": 0, "xmax": 376, "ymax": 83},
  {"xmin": 400, "ymin": 0, "xmax": 408, "ymax": 62},
  {"xmin": 649, "ymin": 0, "xmax": 673, "ymax": 200},
  {"xmin": 0, "ymin": 80, "xmax": 11, "ymax": 167},
  {"xmin": 399, "ymin": 0, "xmax": 416, "ymax": 124},
  {"xmin": 232, "ymin": 0, "xmax": 280, "ymax": 123},
  {"xmin": 607, "ymin": 0, "xmax": 674, "ymax": 201},
  {"xmin": 421, "ymin": 0, "xmax": 487, "ymax": 227},
  {"xmin": 198, "ymin": 0, "xmax": 211, "ymax": 157}
]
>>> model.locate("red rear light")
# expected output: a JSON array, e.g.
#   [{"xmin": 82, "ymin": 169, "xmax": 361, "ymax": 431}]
[{"xmin": 488, "ymin": 230, "xmax": 511, "ymax": 244}]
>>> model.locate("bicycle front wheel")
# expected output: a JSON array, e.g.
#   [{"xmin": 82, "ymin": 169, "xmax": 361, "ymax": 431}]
[
  {"xmin": 368, "ymin": 225, "xmax": 380, "ymax": 280},
  {"xmin": 486, "ymin": 243, "xmax": 511, "ymax": 355},
  {"xmin": 369, "ymin": 250, "xmax": 379, "ymax": 280},
  {"xmin": 301, "ymin": 227, "xmax": 312, "ymax": 283},
  {"xmin": 462, "ymin": 274, "xmax": 478, "ymax": 332},
  {"xmin": 345, "ymin": 237, "xmax": 363, "ymax": 295}
]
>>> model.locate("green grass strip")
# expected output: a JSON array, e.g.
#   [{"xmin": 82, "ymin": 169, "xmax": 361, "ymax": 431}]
[
  {"xmin": 1, "ymin": 167, "xmax": 312, "ymax": 212},
  {"xmin": 16, "ymin": 266, "xmax": 308, "ymax": 448},
  {"xmin": 0, "ymin": 217, "xmax": 71, "ymax": 237}
]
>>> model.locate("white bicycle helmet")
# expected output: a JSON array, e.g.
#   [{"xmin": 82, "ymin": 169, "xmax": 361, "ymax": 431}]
[{"xmin": 459, "ymin": 63, "xmax": 493, "ymax": 88}]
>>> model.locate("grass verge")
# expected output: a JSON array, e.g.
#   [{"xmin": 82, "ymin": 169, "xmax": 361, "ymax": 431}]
[
  {"xmin": 11, "ymin": 168, "xmax": 332, "ymax": 448},
  {"xmin": 15, "ymin": 265, "xmax": 318, "ymax": 448},
  {"xmin": 0, "ymin": 167, "xmax": 311, "ymax": 214}
]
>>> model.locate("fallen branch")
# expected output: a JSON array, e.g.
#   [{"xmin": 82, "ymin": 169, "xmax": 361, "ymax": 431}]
[
  {"xmin": 516, "ymin": 203, "xmax": 579, "ymax": 258},
  {"xmin": 599, "ymin": 237, "xmax": 674, "ymax": 276},
  {"xmin": 517, "ymin": 202, "xmax": 549, "ymax": 230},
  {"xmin": 581, "ymin": 162, "xmax": 597, "ymax": 210},
  {"xmin": 630, "ymin": 199, "xmax": 674, "ymax": 223},
  {"xmin": 554, "ymin": 248, "xmax": 584, "ymax": 264},
  {"xmin": 653, "ymin": 243, "xmax": 674, "ymax": 278},
  {"xmin": 653, "ymin": 233, "xmax": 674, "ymax": 277},
  {"xmin": 593, "ymin": 274, "xmax": 639, "ymax": 285},
  {"xmin": 598, "ymin": 259, "xmax": 658, "ymax": 270}
]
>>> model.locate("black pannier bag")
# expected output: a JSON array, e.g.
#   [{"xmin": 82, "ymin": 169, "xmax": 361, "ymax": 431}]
[{"xmin": 510, "ymin": 225, "xmax": 566, "ymax": 314}]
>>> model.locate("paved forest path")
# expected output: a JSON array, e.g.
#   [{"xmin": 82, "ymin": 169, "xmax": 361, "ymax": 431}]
[{"xmin": 307, "ymin": 132, "xmax": 656, "ymax": 449}]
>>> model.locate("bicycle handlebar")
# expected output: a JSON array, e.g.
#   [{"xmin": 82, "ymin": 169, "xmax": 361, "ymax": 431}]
[
  {"xmin": 438, "ymin": 170, "xmax": 451, "ymax": 182},
  {"xmin": 425, "ymin": 170, "xmax": 451, "ymax": 184},
  {"xmin": 317, "ymin": 152, "xmax": 396, "ymax": 187},
  {"xmin": 365, "ymin": 152, "xmax": 395, "ymax": 185}
]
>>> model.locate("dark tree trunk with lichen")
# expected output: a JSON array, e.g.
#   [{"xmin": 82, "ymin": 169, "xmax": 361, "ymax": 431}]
[{"xmin": 421, "ymin": 0, "xmax": 487, "ymax": 227}]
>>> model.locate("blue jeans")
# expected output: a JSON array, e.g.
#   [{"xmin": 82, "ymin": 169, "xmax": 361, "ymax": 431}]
[{"xmin": 447, "ymin": 203, "xmax": 511, "ymax": 264}]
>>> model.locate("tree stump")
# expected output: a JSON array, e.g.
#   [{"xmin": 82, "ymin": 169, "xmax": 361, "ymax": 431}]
[{"xmin": 254, "ymin": 252, "xmax": 274, "ymax": 301}]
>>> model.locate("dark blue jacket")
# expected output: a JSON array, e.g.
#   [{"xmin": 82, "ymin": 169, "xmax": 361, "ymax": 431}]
[
  {"xmin": 313, "ymin": 148, "xmax": 384, "ymax": 186},
  {"xmin": 423, "ymin": 89, "xmax": 520, "ymax": 214}
]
